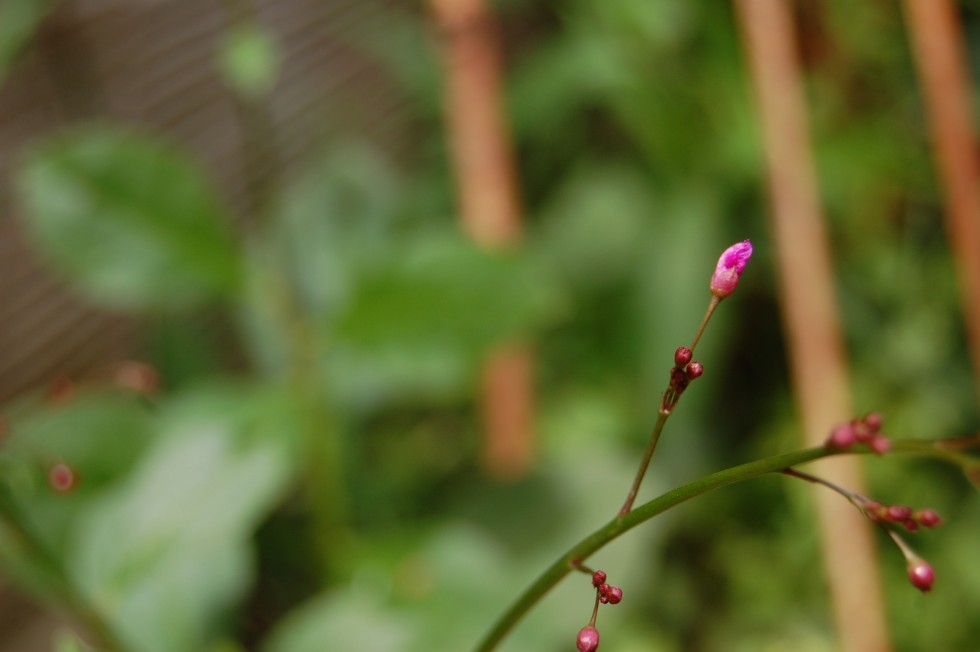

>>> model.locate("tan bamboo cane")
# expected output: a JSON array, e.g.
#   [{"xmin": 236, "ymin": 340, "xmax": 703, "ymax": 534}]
[
  {"xmin": 902, "ymin": 0, "xmax": 980, "ymax": 407},
  {"xmin": 427, "ymin": 0, "xmax": 533, "ymax": 478},
  {"xmin": 733, "ymin": 1, "xmax": 890, "ymax": 650}
]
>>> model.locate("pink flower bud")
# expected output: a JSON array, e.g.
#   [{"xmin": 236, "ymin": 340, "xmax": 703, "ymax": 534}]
[
  {"xmin": 686, "ymin": 361, "xmax": 704, "ymax": 379},
  {"xmin": 826, "ymin": 423, "xmax": 857, "ymax": 449},
  {"xmin": 603, "ymin": 585, "xmax": 623, "ymax": 604},
  {"xmin": 48, "ymin": 462, "xmax": 76, "ymax": 493},
  {"xmin": 907, "ymin": 560, "xmax": 935, "ymax": 593},
  {"xmin": 577, "ymin": 625, "xmax": 600, "ymax": 652},
  {"xmin": 591, "ymin": 570, "xmax": 606, "ymax": 588},
  {"xmin": 674, "ymin": 347, "xmax": 693, "ymax": 367},
  {"xmin": 710, "ymin": 240, "xmax": 753, "ymax": 299},
  {"xmin": 914, "ymin": 509, "xmax": 942, "ymax": 528}
]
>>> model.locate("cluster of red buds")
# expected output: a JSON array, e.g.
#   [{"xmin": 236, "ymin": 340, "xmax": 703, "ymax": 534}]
[
  {"xmin": 789, "ymin": 413, "xmax": 945, "ymax": 593},
  {"xmin": 574, "ymin": 569, "xmax": 625, "ymax": 651},
  {"xmin": 661, "ymin": 347, "xmax": 703, "ymax": 413},
  {"xmin": 825, "ymin": 412, "xmax": 890, "ymax": 454},
  {"xmin": 861, "ymin": 501, "xmax": 942, "ymax": 532}
]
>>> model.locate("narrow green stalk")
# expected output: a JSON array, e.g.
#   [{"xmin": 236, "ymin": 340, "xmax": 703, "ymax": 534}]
[
  {"xmin": 474, "ymin": 438, "xmax": 945, "ymax": 652},
  {"xmin": 689, "ymin": 295, "xmax": 720, "ymax": 354},
  {"xmin": 618, "ymin": 411, "xmax": 668, "ymax": 515}
]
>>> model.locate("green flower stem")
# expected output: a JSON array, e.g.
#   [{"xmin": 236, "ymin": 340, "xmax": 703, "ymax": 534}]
[
  {"xmin": 474, "ymin": 438, "xmax": 948, "ymax": 652},
  {"xmin": 618, "ymin": 411, "xmax": 668, "ymax": 515}
]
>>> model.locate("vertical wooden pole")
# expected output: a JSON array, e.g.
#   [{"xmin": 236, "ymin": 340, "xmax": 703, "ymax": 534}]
[
  {"xmin": 902, "ymin": 0, "xmax": 980, "ymax": 406},
  {"xmin": 733, "ymin": 2, "xmax": 890, "ymax": 651},
  {"xmin": 428, "ymin": 0, "xmax": 534, "ymax": 478}
]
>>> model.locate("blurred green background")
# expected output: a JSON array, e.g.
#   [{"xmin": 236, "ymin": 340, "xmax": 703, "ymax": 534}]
[{"xmin": 1, "ymin": 1, "xmax": 979, "ymax": 651}]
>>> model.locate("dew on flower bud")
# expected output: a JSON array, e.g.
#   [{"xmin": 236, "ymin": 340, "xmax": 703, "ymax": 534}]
[
  {"xmin": 577, "ymin": 625, "xmax": 600, "ymax": 652},
  {"xmin": 592, "ymin": 570, "xmax": 606, "ymax": 588},
  {"xmin": 686, "ymin": 362, "xmax": 704, "ymax": 379},
  {"xmin": 826, "ymin": 423, "xmax": 857, "ymax": 449},
  {"xmin": 674, "ymin": 347, "xmax": 693, "ymax": 367},
  {"xmin": 907, "ymin": 560, "xmax": 935, "ymax": 593},
  {"xmin": 48, "ymin": 462, "xmax": 76, "ymax": 493}
]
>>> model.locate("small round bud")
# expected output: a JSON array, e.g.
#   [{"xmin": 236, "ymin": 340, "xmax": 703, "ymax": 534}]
[
  {"xmin": 577, "ymin": 625, "xmax": 600, "ymax": 652},
  {"xmin": 868, "ymin": 434, "xmax": 891, "ymax": 455},
  {"xmin": 826, "ymin": 423, "xmax": 857, "ymax": 449},
  {"xmin": 907, "ymin": 560, "xmax": 935, "ymax": 593},
  {"xmin": 886, "ymin": 505, "xmax": 912, "ymax": 522},
  {"xmin": 686, "ymin": 361, "xmax": 704, "ymax": 379},
  {"xmin": 862, "ymin": 412, "xmax": 883, "ymax": 433},
  {"xmin": 604, "ymin": 585, "xmax": 623, "ymax": 604},
  {"xmin": 914, "ymin": 509, "xmax": 942, "ymax": 528},
  {"xmin": 670, "ymin": 367, "xmax": 688, "ymax": 389},
  {"xmin": 592, "ymin": 570, "xmax": 606, "ymax": 588},
  {"xmin": 674, "ymin": 347, "xmax": 693, "ymax": 367},
  {"xmin": 48, "ymin": 462, "xmax": 76, "ymax": 493},
  {"xmin": 598, "ymin": 583, "xmax": 610, "ymax": 604}
]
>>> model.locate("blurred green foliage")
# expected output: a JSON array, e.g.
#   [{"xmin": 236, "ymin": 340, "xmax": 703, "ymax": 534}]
[{"xmin": 2, "ymin": 1, "xmax": 980, "ymax": 651}]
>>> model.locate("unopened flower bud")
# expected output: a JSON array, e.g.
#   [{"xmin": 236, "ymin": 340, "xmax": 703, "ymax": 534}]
[
  {"xmin": 886, "ymin": 505, "xmax": 912, "ymax": 522},
  {"xmin": 604, "ymin": 585, "xmax": 623, "ymax": 604},
  {"xmin": 826, "ymin": 423, "xmax": 857, "ymax": 449},
  {"xmin": 48, "ymin": 462, "xmax": 76, "ymax": 493},
  {"xmin": 914, "ymin": 509, "xmax": 942, "ymax": 528},
  {"xmin": 868, "ymin": 434, "xmax": 891, "ymax": 454},
  {"xmin": 577, "ymin": 625, "xmax": 600, "ymax": 652},
  {"xmin": 710, "ymin": 240, "xmax": 753, "ymax": 299},
  {"xmin": 863, "ymin": 412, "xmax": 883, "ymax": 433},
  {"xmin": 686, "ymin": 361, "xmax": 704, "ymax": 379},
  {"xmin": 907, "ymin": 560, "xmax": 935, "ymax": 593},
  {"xmin": 592, "ymin": 570, "xmax": 606, "ymax": 588},
  {"xmin": 674, "ymin": 347, "xmax": 693, "ymax": 367}
]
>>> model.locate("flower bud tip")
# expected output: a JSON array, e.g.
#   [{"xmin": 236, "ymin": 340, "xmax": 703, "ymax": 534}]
[
  {"xmin": 710, "ymin": 239, "xmax": 753, "ymax": 298},
  {"xmin": 577, "ymin": 625, "xmax": 600, "ymax": 652}
]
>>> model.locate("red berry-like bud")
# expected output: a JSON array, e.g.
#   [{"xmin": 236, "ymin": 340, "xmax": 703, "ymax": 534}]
[
  {"xmin": 885, "ymin": 505, "xmax": 912, "ymax": 522},
  {"xmin": 592, "ymin": 570, "xmax": 606, "ymax": 588},
  {"xmin": 598, "ymin": 583, "xmax": 610, "ymax": 604},
  {"xmin": 604, "ymin": 585, "xmax": 623, "ymax": 604},
  {"xmin": 914, "ymin": 509, "xmax": 942, "ymax": 528},
  {"xmin": 863, "ymin": 412, "xmax": 883, "ymax": 433},
  {"xmin": 48, "ymin": 462, "xmax": 76, "ymax": 493},
  {"xmin": 686, "ymin": 361, "xmax": 704, "ymax": 379},
  {"xmin": 907, "ymin": 560, "xmax": 935, "ymax": 593},
  {"xmin": 868, "ymin": 434, "xmax": 891, "ymax": 454},
  {"xmin": 577, "ymin": 625, "xmax": 600, "ymax": 652},
  {"xmin": 674, "ymin": 347, "xmax": 693, "ymax": 367},
  {"xmin": 827, "ymin": 423, "xmax": 857, "ymax": 449}
]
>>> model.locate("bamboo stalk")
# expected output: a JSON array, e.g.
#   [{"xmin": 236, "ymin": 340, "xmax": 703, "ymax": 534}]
[
  {"xmin": 901, "ymin": 0, "xmax": 980, "ymax": 407},
  {"xmin": 427, "ymin": 0, "xmax": 534, "ymax": 478},
  {"xmin": 732, "ymin": 2, "xmax": 890, "ymax": 651}
]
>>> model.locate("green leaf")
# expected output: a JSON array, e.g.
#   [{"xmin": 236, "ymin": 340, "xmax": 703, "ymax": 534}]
[
  {"xmin": 326, "ymin": 233, "xmax": 554, "ymax": 404},
  {"xmin": 0, "ymin": 0, "xmax": 58, "ymax": 84},
  {"xmin": 67, "ymin": 383, "xmax": 298, "ymax": 652},
  {"xmin": 16, "ymin": 127, "xmax": 242, "ymax": 310},
  {"xmin": 216, "ymin": 23, "xmax": 281, "ymax": 100}
]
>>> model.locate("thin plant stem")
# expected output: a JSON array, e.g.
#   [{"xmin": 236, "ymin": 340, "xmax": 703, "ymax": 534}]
[
  {"xmin": 689, "ymin": 296, "xmax": 720, "ymax": 354},
  {"xmin": 474, "ymin": 438, "xmax": 953, "ymax": 652},
  {"xmin": 618, "ymin": 411, "xmax": 668, "ymax": 515},
  {"xmin": 618, "ymin": 295, "xmax": 722, "ymax": 515}
]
